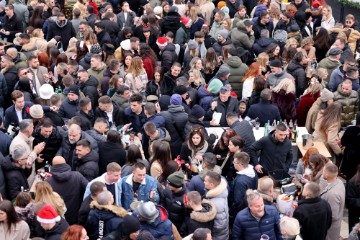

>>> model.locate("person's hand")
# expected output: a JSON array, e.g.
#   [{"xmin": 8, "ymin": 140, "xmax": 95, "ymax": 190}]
[
  {"xmin": 37, "ymin": 154, "xmax": 44, "ymax": 163},
  {"xmin": 301, "ymin": 177, "xmax": 309, "ymax": 184},
  {"xmin": 25, "ymin": 160, "xmax": 32, "ymax": 169},
  {"xmin": 255, "ymin": 164, "xmax": 263, "ymax": 174},
  {"xmin": 33, "ymin": 142, "xmax": 45, "ymax": 154},
  {"xmin": 211, "ymin": 101, "xmax": 217, "ymax": 111},
  {"xmin": 155, "ymin": 102, "xmax": 161, "ymax": 113},
  {"xmin": 50, "ymin": 105, "xmax": 58, "ymax": 112},
  {"xmin": 149, "ymin": 189, "xmax": 156, "ymax": 199},
  {"xmin": 210, "ymin": 120, "xmax": 219, "ymax": 126},
  {"xmin": 137, "ymin": 132, "xmax": 142, "ymax": 140}
]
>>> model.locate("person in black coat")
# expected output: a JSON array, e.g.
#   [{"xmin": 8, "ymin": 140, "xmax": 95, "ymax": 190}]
[
  {"xmin": 158, "ymin": 43, "xmax": 179, "ymax": 76},
  {"xmin": 75, "ymin": 139, "xmax": 99, "ymax": 181},
  {"xmin": 98, "ymin": 130, "xmax": 127, "ymax": 175},
  {"xmin": 2, "ymin": 58, "xmax": 19, "ymax": 109},
  {"xmin": 184, "ymin": 105, "xmax": 208, "ymax": 139},
  {"xmin": 32, "ymin": 118, "xmax": 62, "ymax": 170},
  {"xmin": 0, "ymin": 6, "xmax": 24, "ymax": 43},
  {"xmin": 346, "ymin": 167, "xmax": 360, "ymax": 233},
  {"xmin": 58, "ymin": 85, "xmax": 81, "ymax": 120},
  {"xmin": 161, "ymin": 171, "xmax": 187, "ymax": 231},
  {"xmin": 46, "ymin": 13, "xmax": 76, "ymax": 51},
  {"xmin": 1, "ymin": 147, "xmax": 31, "ymax": 200},
  {"xmin": 246, "ymin": 89, "xmax": 281, "ymax": 126},
  {"xmin": 78, "ymin": 70, "xmax": 99, "ymax": 109},
  {"xmin": 0, "ymin": 117, "xmax": 12, "ymax": 156},
  {"xmin": 37, "ymin": 205, "xmax": 70, "ymax": 240},
  {"xmin": 76, "ymin": 97, "xmax": 95, "ymax": 131},
  {"xmin": 286, "ymin": 52, "xmax": 307, "ymax": 98},
  {"xmin": 95, "ymin": 96, "xmax": 124, "ymax": 128},
  {"xmin": 161, "ymin": 8, "xmax": 181, "ymax": 36},
  {"xmin": 78, "ymin": 181, "xmax": 106, "ymax": 226},
  {"xmin": 101, "ymin": 13, "xmax": 121, "ymax": 46},
  {"xmin": 293, "ymin": 182, "xmax": 332, "ymax": 240},
  {"xmin": 252, "ymin": 11, "xmax": 274, "ymax": 39},
  {"xmin": 46, "ymin": 157, "xmax": 88, "ymax": 225},
  {"xmin": 226, "ymin": 112, "xmax": 255, "ymax": 153},
  {"xmin": 94, "ymin": 22, "xmax": 112, "ymax": 48}
]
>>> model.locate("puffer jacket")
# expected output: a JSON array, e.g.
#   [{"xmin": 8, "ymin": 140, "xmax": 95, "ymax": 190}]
[
  {"xmin": 79, "ymin": 76, "xmax": 99, "ymax": 108},
  {"xmin": 224, "ymin": 56, "xmax": 248, "ymax": 99},
  {"xmin": 212, "ymin": 38, "xmax": 232, "ymax": 57},
  {"xmin": 334, "ymin": 85, "xmax": 359, "ymax": 127},
  {"xmin": 232, "ymin": 205, "xmax": 282, "ymax": 240},
  {"xmin": 161, "ymin": 186, "xmax": 187, "ymax": 230},
  {"xmin": 205, "ymin": 178, "xmax": 229, "ymax": 240},
  {"xmin": 197, "ymin": 85, "xmax": 217, "ymax": 112},
  {"xmin": 252, "ymin": 17, "xmax": 274, "ymax": 39},
  {"xmin": 76, "ymin": 150, "xmax": 99, "ymax": 181},
  {"xmin": 160, "ymin": 44, "xmax": 178, "ymax": 74},
  {"xmin": 317, "ymin": 57, "xmax": 341, "ymax": 88},
  {"xmin": 180, "ymin": 199, "xmax": 216, "ymax": 237},
  {"xmin": 252, "ymin": 37, "xmax": 274, "ymax": 56},
  {"xmin": 58, "ymin": 97, "xmax": 80, "ymax": 120},
  {"xmin": 88, "ymin": 62, "xmax": 107, "ymax": 89},
  {"xmin": 86, "ymin": 201, "xmax": 127, "ymax": 240},
  {"xmin": 161, "ymin": 11, "xmax": 181, "ymax": 36},
  {"xmin": 133, "ymin": 205, "xmax": 174, "ymax": 239},
  {"xmin": 286, "ymin": 60, "xmax": 306, "ymax": 97},
  {"xmin": 230, "ymin": 21, "xmax": 255, "ymax": 50}
]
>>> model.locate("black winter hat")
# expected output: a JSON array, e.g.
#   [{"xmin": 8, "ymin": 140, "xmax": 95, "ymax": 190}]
[
  {"xmin": 68, "ymin": 84, "xmax": 80, "ymax": 96},
  {"xmin": 191, "ymin": 104, "xmax": 205, "ymax": 119},
  {"xmin": 121, "ymin": 215, "xmax": 141, "ymax": 235}
]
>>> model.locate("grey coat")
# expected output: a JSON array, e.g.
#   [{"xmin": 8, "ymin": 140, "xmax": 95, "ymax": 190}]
[
  {"xmin": 320, "ymin": 178, "xmax": 345, "ymax": 240},
  {"xmin": 266, "ymin": 70, "xmax": 294, "ymax": 88}
]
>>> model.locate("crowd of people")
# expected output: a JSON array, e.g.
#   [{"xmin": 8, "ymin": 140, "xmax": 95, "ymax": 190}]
[{"xmin": 0, "ymin": 0, "xmax": 359, "ymax": 239}]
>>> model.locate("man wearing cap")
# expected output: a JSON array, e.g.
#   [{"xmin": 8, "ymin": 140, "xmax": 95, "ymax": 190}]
[
  {"xmin": 328, "ymin": 56, "xmax": 357, "ymax": 92},
  {"xmin": 161, "ymin": 171, "xmax": 187, "ymax": 230},
  {"xmin": 212, "ymin": 29, "xmax": 232, "ymax": 57},
  {"xmin": 157, "ymin": 36, "xmax": 178, "ymax": 74},
  {"xmin": 133, "ymin": 201, "xmax": 174, "ymax": 239},
  {"xmin": 317, "ymin": 47, "xmax": 342, "ymax": 85},
  {"xmin": 184, "ymin": 104, "xmax": 208, "ymax": 139},
  {"xmin": 205, "ymin": 86, "xmax": 238, "ymax": 127},
  {"xmin": 86, "ymin": 190, "xmax": 128, "ymax": 239},
  {"xmin": 305, "ymin": 88, "xmax": 334, "ymax": 133},
  {"xmin": 210, "ymin": 10, "xmax": 225, "ymax": 39},
  {"xmin": 159, "ymin": 93, "xmax": 188, "ymax": 157},
  {"xmin": 58, "ymin": 84, "xmax": 81, "ymax": 120},
  {"xmin": 266, "ymin": 59, "xmax": 294, "ymax": 88},
  {"xmin": 37, "ymin": 204, "xmax": 69, "ymax": 239}
]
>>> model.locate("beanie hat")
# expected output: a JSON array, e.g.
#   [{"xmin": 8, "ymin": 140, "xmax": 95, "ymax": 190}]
[
  {"xmin": 187, "ymin": 40, "xmax": 198, "ymax": 50},
  {"xmin": 153, "ymin": 6, "xmax": 163, "ymax": 15},
  {"xmin": 121, "ymin": 215, "xmax": 141, "ymax": 235},
  {"xmin": 170, "ymin": 94, "xmax": 183, "ymax": 105},
  {"xmin": 191, "ymin": 104, "xmax": 206, "ymax": 119},
  {"xmin": 37, "ymin": 204, "xmax": 61, "ymax": 224},
  {"xmin": 320, "ymin": 88, "xmax": 334, "ymax": 102},
  {"xmin": 181, "ymin": 16, "xmax": 191, "ymax": 26},
  {"xmin": 120, "ymin": 39, "xmax": 131, "ymax": 51},
  {"xmin": 90, "ymin": 44, "xmax": 102, "ymax": 54},
  {"xmin": 169, "ymin": 5, "xmax": 178, "ymax": 13},
  {"xmin": 217, "ymin": 1, "xmax": 226, "ymax": 9},
  {"xmin": 137, "ymin": 202, "xmax": 159, "ymax": 222},
  {"xmin": 30, "ymin": 104, "xmax": 44, "ymax": 119},
  {"xmin": 218, "ymin": 29, "xmax": 228, "ymax": 39},
  {"xmin": 216, "ymin": 65, "xmax": 230, "ymax": 78},
  {"xmin": 68, "ymin": 84, "xmax": 80, "ymax": 96},
  {"xmin": 329, "ymin": 48, "xmax": 343, "ymax": 56},
  {"xmin": 39, "ymin": 84, "xmax": 54, "ymax": 100},
  {"xmin": 174, "ymin": 85, "xmax": 188, "ymax": 95},
  {"xmin": 312, "ymin": 0, "xmax": 320, "ymax": 8},
  {"xmin": 269, "ymin": 59, "xmax": 282, "ymax": 68},
  {"xmin": 208, "ymin": 79, "xmax": 223, "ymax": 94},
  {"xmin": 156, "ymin": 37, "xmax": 167, "ymax": 47},
  {"xmin": 167, "ymin": 171, "xmax": 185, "ymax": 187}
]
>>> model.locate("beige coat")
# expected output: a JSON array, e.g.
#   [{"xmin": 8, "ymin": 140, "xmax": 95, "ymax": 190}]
[
  {"xmin": 0, "ymin": 220, "xmax": 30, "ymax": 240},
  {"xmin": 73, "ymin": 1, "xmax": 88, "ymax": 19},
  {"xmin": 150, "ymin": 160, "xmax": 162, "ymax": 180},
  {"xmin": 305, "ymin": 98, "xmax": 321, "ymax": 134},
  {"xmin": 320, "ymin": 178, "xmax": 345, "ymax": 240},
  {"xmin": 312, "ymin": 112, "xmax": 342, "ymax": 156}
]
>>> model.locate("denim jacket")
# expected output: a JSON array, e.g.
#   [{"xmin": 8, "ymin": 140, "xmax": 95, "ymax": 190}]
[{"xmin": 121, "ymin": 174, "xmax": 159, "ymax": 210}]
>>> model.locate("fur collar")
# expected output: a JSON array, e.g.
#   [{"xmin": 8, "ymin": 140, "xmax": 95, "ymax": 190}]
[
  {"xmin": 190, "ymin": 199, "xmax": 217, "ymax": 222},
  {"xmin": 205, "ymin": 178, "xmax": 227, "ymax": 199},
  {"xmin": 90, "ymin": 201, "xmax": 128, "ymax": 218},
  {"xmin": 257, "ymin": 190, "xmax": 274, "ymax": 203}
]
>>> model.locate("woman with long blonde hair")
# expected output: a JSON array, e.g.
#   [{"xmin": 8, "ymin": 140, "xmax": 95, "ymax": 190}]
[
  {"xmin": 242, "ymin": 62, "xmax": 262, "ymax": 99},
  {"xmin": 189, "ymin": 69, "xmax": 205, "ymax": 89},
  {"xmin": 321, "ymin": 5, "xmax": 335, "ymax": 30},
  {"xmin": 125, "ymin": 56, "xmax": 148, "ymax": 95},
  {"xmin": 34, "ymin": 182, "xmax": 66, "ymax": 217},
  {"xmin": 272, "ymin": 78, "xmax": 297, "ymax": 121},
  {"xmin": 256, "ymin": 52, "xmax": 270, "ymax": 76}
]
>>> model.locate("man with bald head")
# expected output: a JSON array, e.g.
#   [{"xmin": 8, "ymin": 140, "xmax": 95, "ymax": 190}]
[
  {"xmin": 46, "ymin": 155, "xmax": 88, "ymax": 225},
  {"xmin": 257, "ymin": 177, "xmax": 275, "ymax": 205},
  {"xmin": 6, "ymin": 47, "xmax": 27, "ymax": 70},
  {"xmin": 86, "ymin": 190, "xmax": 127, "ymax": 239},
  {"xmin": 56, "ymin": 123, "xmax": 98, "ymax": 170}
]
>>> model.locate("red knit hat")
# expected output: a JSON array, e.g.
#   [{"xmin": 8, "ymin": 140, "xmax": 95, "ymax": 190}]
[
  {"xmin": 156, "ymin": 36, "xmax": 167, "ymax": 47},
  {"xmin": 37, "ymin": 205, "xmax": 61, "ymax": 224},
  {"xmin": 181, "ymin": 16, "xmax": 190, "ymax": 26},
  {"xmin": 312, "ymin": 0, "xmax": 320, "ymax": 8}
]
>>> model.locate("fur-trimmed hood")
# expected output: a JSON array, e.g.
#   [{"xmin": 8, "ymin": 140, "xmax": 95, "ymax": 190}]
[
  {"xmin": 205, "ymin": 178, "xmax": 228, "ymax": 199},
  {"xmin": 90, "ymin": 201, "xmax": 128, "ymax": 218},
  {"xmin": 257, "ymin": 190, "xmax": 274, "ymax": 204},
  {"xmin": 190, "ymin": 199, "xmax": 217, "ymax": 222}
]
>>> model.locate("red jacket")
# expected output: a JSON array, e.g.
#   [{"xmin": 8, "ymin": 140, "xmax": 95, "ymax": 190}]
[
  {"xmin": 296, "ymin": 91, "xmax": 320, "ymax": 126},
  {"xmin": 89, "ymin": 1, "xmax": 99, "ymax": 15},
  {"xmin": 142, "ymin": 57, "xmax": 154, "ymax": 81}
]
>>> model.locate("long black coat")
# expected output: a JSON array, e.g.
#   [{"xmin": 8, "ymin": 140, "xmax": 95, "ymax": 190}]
[
  {"xmin": 95, "ymin": 101, "xmax": 124, "ymax": 127},
  {"xmin": 161, "ymin": 12, "xmax": 181, "ymax": 36},
  {"xmin": 340, "ymin": 125, "xmax": 360, "ymax": 181},
  {"xmin": 101, "ymin": 18, "xmax": 120, "ymax": 46},
  {"xmin": 98, "ymin": 141, "xmax": 127, "ymax": 175},
  {"xmin": 161, "ymin": 186, "xmax": 187, "ymax": 230},
  {"xmin": 293, "ymin": 197, "xmax": 332, "ymax": 240},
  {"xmin": 79, "ymin": 76, "xmax": 99, "ymax": 108},
  {"xmin": 46, "ymin": 20, "xmax": 76, "ymax": 50},
  {"xmin": 345, "ymin": 175, "xmax": 360, "ymax": 232},
  {"xmin": 76, "ymin": 150, "xmax": 99, "ymax": 181},
  {"xmin": 46, "ymin": 163, "xmax": 88, "ymax": 225},
  {"xmin": 1, "ymin": 13, "xmax": 24, "ymax": 42}
]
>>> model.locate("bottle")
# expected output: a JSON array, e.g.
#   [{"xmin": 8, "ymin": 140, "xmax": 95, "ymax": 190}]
[
  {"xmin": 272, "ymin": 120, "xmax": 276, "ymax": 126},
  {"xmin": 264, "ymin": 123, "xmax": 268, "ymax": 136},
  {"xmin": 292, "ymin": 123, "xmax": 298, "ymax": 143},
  {"xmin": 288, "ymin": 120, "xmax": 293, "ymax": 140},
  {"xmin": 44, "ymin": 161, "xmax": 51, "ymax": 172},
  {"xmin": 55, "ymin": 87, "xmax": 62, "ymax": 95}
]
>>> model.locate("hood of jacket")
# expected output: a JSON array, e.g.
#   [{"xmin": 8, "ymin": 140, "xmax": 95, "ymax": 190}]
[
  {"xmin": 227, "ymin": 56, "xmax": 243, "ymax": 68},
  {"xmin": 156, "ymin": 128, "xmax": 171, "ymax": 142},
  {"xmin": 91, "ymin": 61, "xmax": 107, "ymax": 72},
  {"xmin": 236, "ymin": 165, "xmax": 256, "ymax": 178},
  {"xmin": 45, "ymin": 218, "xmax": 69, "ymax": 237},
  {"xmin": 49, "ymin": 163, "xmax": 72, "ymax": 182},
  {"xmin": 1, "ymin": 156, "xmax": 19, "ymax": 171},
  {"xmin": 256, "ymin": 37, "xmax": 273, "ymax": 47},
  {"xmin": 78, "ymin": 150, "xmax": 99, "ymax": 165},
  {"xmin": 219, "ymin": 38, "xmax": 232, "ymax": 47},
  {"xmin": 163, "ymin": 43, "xmax": 176, "ymax": 52},
  {"xmin": 56, "ymin": 19, "xmax": 68, "ymax": 28},
  {"xmin": 168, "ymin": 104, "xmax": 186, "ymax": 113},
  {"xmin": 190, "ymin": 199, "xmax": 217, "ymax": 222},
  {"xmin": 236, "ymin": 21, "xmax": 248, "ymax": 33},
  {"xmin": 254, "ymin": 4, "xmax": 267, "ymax": 18},
  {"xmin": 257, "ymin": 190, "xmax": 274, "ymax": 203},
  {"xmin": 90, "ymin": 201, "xmax": 128, "ymax": 219},
  {"xmin": 197, "ymin": 85, "xmax": 212, "ymax": 98},
  {"xmin": 81, "ymin": 76, "xmax": 98, "ymax": 89},
  {"xmin": 205, "ymin": 178, "xmax": 228, "ymax": 199},
  {"xmin": 287, "ymin": 60, "xmax": 305, "ymax": 72}
]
